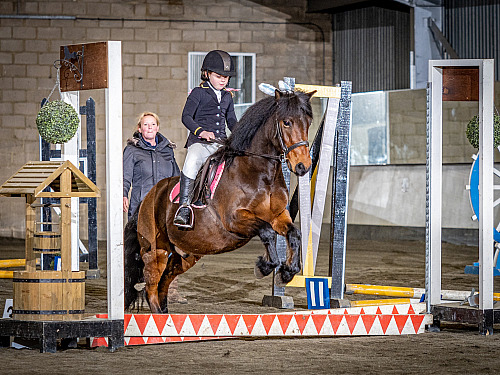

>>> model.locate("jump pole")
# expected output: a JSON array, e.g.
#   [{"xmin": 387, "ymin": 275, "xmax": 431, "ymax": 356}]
[
  {"xmin": 90, "ymin": 302, "xmax": 432, "ymax": 347},
  {"xmin": 0, "ymin": 259, "xmax": 25, "ymax": 279},
  {"xmin": 0, "ymin": 259, "xmax": 25, "ymax": 268},
  {"xmin": 346, "ymin": 283, "xmax": 500, "ymax": 302}
]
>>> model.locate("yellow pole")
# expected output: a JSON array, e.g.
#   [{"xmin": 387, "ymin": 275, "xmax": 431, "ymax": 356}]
[
  {"xmin": 349, "ymin": 298, "xmax": 415, "ymax": 307},
  {"xmin": 0, "ymin": 270, "xmax": 14, "ymax": 278},
  {"xmin": 346, "ymin": 283, "xmax": 500, "ymax": 301},
  {"xmin": 0, "ymin": 259, "xmax": 25, "ymax": 268},
  {"xmin": 347, "ymin": 284, "xmax": 417, "ymax": 297}
]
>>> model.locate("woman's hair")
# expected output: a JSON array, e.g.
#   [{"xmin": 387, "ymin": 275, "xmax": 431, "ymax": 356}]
[{"xmin": 136, "ymin": 111, "xmax": 160, "ymax": 129}]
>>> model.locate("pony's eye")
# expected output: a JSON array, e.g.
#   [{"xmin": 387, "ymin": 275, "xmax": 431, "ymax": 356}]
[{"xmin": 283, "ymin": 120, "xmax": 291, "ymax": 128}]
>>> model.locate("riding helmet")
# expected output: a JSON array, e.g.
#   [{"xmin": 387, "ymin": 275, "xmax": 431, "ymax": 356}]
[{"xmin": 201, "ymin": 50, "xmax": 236, "ymax": 77}]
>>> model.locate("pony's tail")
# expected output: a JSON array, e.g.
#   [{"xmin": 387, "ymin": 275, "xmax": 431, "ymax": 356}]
[{"xmin": 124, "ymin": 208, "xmax": 144, "ymax": 311}]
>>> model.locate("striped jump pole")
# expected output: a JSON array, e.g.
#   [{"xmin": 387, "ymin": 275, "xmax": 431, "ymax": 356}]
[
  {"xmin": 91, "ymin": 302, "xmax": 432, "ymax": 347},
  {"xmin": 346, "ymin": 283, "xmax": 500, "ymax": 301}
]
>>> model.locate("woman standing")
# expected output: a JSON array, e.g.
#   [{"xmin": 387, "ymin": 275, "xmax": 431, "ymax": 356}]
[
  {"xmin": 123, "ymin": 111, "xmax": 180, "ymax": 218},
  {"xmin": 123, "ymin": 111, "xmax": 186, "ymax": 303}
]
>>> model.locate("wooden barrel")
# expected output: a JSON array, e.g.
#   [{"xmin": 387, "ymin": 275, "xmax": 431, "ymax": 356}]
[
  {"xmin": 12, "ymin": 270, "xmax": 85, "ymax": 321},
  {"xmin": 33, "ymin": 231, "xmax": 61, "ymax": 254}
]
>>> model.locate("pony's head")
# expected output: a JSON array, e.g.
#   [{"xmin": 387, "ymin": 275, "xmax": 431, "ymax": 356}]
[
  {"xmin": 272, "ymin": 89, "xmax": 315, "ymax": 176},
  {"xmin": 226, "ymin": 89, "xmax": 315, "ymax": 176}
]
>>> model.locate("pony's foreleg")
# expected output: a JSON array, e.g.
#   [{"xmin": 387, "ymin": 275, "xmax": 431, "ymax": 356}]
[
  {"xmin": 255, "ymin": 224, "xmax": 279, "ymax": 279},
  {"xmin": 141, "ymin": 248, "xmax": 169, "ymax": 313},
  {"xmin": 157, "ymin": 252, "xmax": 201, "ymax": 313},
  {"xmin": 270, "ymin": 210, "xmax": 302, "ymax": 287}
]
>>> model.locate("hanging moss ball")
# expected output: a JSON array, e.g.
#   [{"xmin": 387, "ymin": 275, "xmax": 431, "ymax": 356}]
[
  {"xmin": 466, "ymin": 113, "xmax": 500, "ymax": 149},
  {"xmin": 36, "ymin": 100, "xmax": 79, "ymax": 144}
]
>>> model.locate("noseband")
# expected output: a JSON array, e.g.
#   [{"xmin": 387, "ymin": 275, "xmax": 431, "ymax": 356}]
[{"xmin": 276, "ymin": 121, "xmax": 309, "ymax": 158}]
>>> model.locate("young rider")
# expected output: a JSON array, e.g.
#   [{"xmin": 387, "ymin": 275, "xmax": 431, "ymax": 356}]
[{"xmin": 174, "ymin": 50, "xmax": 237, "ymax": 229}]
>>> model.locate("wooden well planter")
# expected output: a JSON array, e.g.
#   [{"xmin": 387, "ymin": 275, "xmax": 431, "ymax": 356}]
[{"xmin": 0, "ymin": 161, "xmax": 100, "ymax": 321}]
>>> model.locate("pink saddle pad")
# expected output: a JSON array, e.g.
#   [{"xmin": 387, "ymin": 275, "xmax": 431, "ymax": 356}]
[{"xmin": 169, "ymin": 161, "xmax": 225, "ymax": 205}]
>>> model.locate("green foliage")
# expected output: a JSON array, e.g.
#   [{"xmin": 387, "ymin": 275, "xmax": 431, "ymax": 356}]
[
  {"xmin": 466, "ymin": 113, "xmax": 500, "ymax": 149},
  {"xmin": 36, "ymin": 100, "xmax": 79, "ymax": 144}
]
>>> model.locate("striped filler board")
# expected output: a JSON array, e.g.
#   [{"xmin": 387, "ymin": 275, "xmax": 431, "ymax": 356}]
[{"xmin": 91, "ymin": 303, "xmax": 431, "ymax": 347}]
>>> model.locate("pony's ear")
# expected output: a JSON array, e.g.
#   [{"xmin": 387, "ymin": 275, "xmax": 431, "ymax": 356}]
[
  {"xmin": 274, "ymin": 89, "xmax": 282, "ymax": 100},
  {"xmin": 306, "ymin": 90, "xmax": 317, "ymax": 99}
]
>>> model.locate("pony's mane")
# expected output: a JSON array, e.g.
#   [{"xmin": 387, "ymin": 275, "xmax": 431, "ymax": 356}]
[
  {"xmin": 228, "ymin": 95, "xmax": 277, "ymax": 152},
  {"xmin": 211, "ymin": 91, "xmax": 313, "ymax": 164}
]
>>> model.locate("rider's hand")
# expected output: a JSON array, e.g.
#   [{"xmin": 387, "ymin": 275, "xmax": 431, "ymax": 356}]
[
  {"xmin": 199, "ymin": 130, "xmax": 215, "ymax": 141},
  {"xmin": 123, "ymin": 197, "xmax": 129, "ymax": 213}
]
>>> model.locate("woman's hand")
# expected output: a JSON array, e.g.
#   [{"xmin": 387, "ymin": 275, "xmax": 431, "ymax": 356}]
[
  {"xmin": 123, "ymin": 197, "xmax": 129, "ymax": 213},
  {"xmin": 199, "ymin": 130, "xmax": 215, "ymax": 141}
]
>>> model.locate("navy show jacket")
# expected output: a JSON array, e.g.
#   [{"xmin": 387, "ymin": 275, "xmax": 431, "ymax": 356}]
[{"xmin": 181, "ymin": 82, "xmax": 238, "ymax": 148}]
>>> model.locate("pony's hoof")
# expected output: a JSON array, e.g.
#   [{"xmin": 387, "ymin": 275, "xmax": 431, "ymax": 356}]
[
  {"xmin": 274, "ymin": 264, "xmax": 297, "ymax": 287},
  {"xmin": 254, "ymin": 256, "xmax": 278, "ymax": 279},
  {"xmin": 157, "ymin": 305, "xmax": 169, "ymax": 314},
  {"xmin": 254, "ymin": 264, "xmax": 265, "ymax": 279},
  {"xmin": 134, "ymin": 282, "xmax": 146, "ymax": 291}
]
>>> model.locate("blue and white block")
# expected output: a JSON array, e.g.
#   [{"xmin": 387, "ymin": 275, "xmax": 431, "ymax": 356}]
[{"xmin": 305, "ymin": 278, "xmax": 330, "ymax": 309}]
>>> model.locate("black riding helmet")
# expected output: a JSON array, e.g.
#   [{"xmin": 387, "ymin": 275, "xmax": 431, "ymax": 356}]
[{"xmin": 201, "ymin": 50, "xmax": 236, "ymax": 78}]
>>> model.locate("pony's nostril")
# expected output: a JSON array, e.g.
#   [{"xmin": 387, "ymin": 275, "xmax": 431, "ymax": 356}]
[{"xmin": 295, "ymin": 162, "xmax": 308, "ymax": 176}]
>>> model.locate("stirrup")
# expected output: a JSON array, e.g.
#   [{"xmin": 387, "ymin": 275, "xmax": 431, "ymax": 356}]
[{"xmin": 174, "ymin": 204, "xmax": 194, "ymax": 229}]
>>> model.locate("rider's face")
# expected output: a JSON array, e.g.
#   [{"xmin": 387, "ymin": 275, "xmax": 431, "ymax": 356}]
[{"xmin": 208, "ymin": 72, "xmax": 229, "ymax": 90}]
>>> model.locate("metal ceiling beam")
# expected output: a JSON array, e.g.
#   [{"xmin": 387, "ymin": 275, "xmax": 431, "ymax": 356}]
[
  {"xmin": 428, "ymin": 17, "xmax": 459, "ymax": 58},
  {"xmin": 307, "ymin": 0, "xmax": 441, "ymax": 12}
]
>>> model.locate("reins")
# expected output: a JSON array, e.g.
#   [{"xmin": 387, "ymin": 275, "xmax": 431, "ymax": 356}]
[
  {"xmin": 238, "ymin": 150, "xmax": 282, "ymax": 162},
  {"xmin": 209, "ymin": 138, "xmax": 282, "ymax": 162}
]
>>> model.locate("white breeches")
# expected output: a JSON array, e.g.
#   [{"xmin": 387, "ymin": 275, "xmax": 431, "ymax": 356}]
[{"xmin": 182, "ymin": 142, "xmax": 221, "ymax": 180}]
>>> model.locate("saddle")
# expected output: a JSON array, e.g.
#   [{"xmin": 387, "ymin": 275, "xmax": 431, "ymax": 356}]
[{"xmin": 169, "ymin": 156, "xmax": 225, "ymax": 207}]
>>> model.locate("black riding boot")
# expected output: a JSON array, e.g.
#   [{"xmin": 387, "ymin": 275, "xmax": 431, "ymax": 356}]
[{"xmin": 173, "ymin": 172, "xmax": 195, "ymax": 229}]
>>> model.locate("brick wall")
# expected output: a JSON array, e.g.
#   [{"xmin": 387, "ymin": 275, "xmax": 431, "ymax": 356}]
[{"xmin": 0, "ymin": 0, "xmax": 332, "ymax": 238}]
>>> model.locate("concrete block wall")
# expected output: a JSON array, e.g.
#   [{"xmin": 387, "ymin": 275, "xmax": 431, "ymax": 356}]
[
  {"xmin": 347, "ymin": 164, "xmax": 488, "ymax": 230},
  {"xmin": 0, "ymin": 0, "xmax": 332, "ymax": 239},
  {"xmin": 389, "ymin": 82, "xmax": 500, "ymax": 164}
]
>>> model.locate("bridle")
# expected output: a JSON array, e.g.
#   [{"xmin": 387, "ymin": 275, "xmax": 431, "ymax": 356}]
[
  {"xmin": 240, "ymin": 120, "xmax": 309, "ymax": 162},
  {"xmin": 275, "ymin": 120, "xmax": 309, "ymax": 160},
  {"xmin": 211, "ymin": 117, "xmax": 310, "ymax": 163}
]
